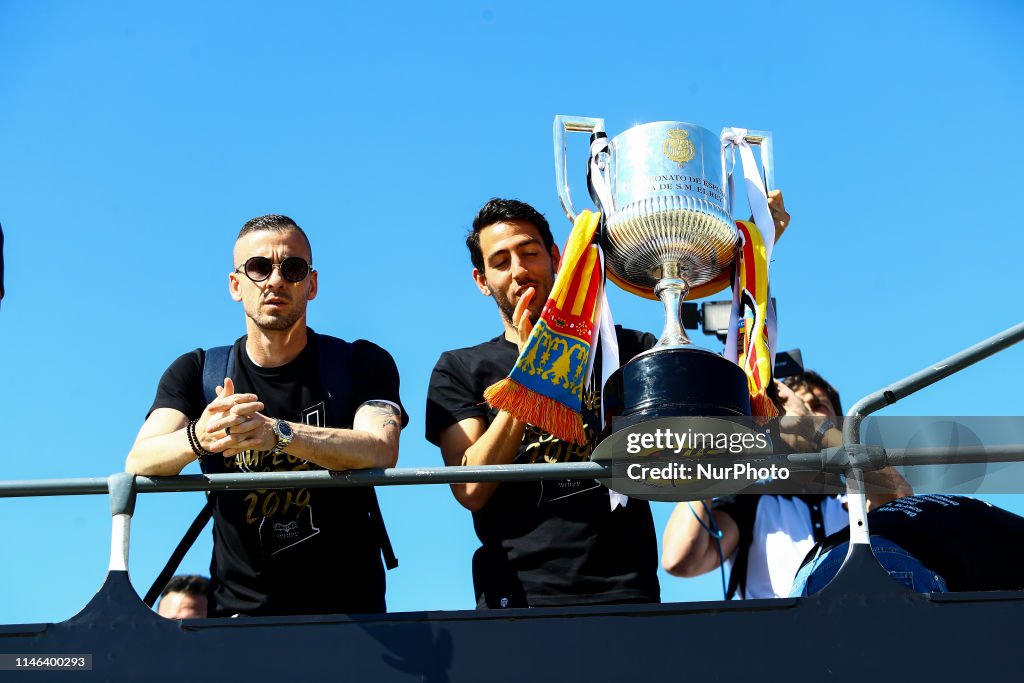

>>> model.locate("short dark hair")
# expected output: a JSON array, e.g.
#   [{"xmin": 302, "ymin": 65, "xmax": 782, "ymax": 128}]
[
  {"xmin": 783, "ymin": 370, "xmax": 842, "ymax": 415},
  {"xmin": 466, "ymin": 198, "xmax": 554, "ymax": 272},
  {"xmin": 237, "ymin": 214, "xmax": 313, "ymax": 263},
  {"xmin": 160, "ymin": 574, "xmax": 209, "ymax": 599}
]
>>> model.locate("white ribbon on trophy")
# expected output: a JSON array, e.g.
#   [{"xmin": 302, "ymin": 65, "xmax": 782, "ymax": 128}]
[
  {"xmin": 586, "ymin": 125, "xmax": 620, "ymax": 415},
  {"xmin": 588, "ymin": 126, "xmax": 628, "ymax": 511},
  {"xmin": 722, "ymin": 128, "xmax": 778, "ymax": 367}
]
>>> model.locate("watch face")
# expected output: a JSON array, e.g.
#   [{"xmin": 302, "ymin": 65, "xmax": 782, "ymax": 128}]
[{"xmin": 277, "ymin": 420, "xmax": 293, "ymax": 439}]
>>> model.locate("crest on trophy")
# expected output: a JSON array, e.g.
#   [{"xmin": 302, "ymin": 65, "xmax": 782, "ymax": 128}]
[{"xmin": 663, "ymin": 128, "xmax": 695, "ymax": 165}]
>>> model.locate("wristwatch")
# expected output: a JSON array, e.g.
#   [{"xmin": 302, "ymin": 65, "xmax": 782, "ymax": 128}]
[
  {"xmin": 811, "ymin": 418, "xmax": 835, "ymax": 451},
  {"xmin": 271, "ymin": 419, "xmax": 294, "ymax": 455}
]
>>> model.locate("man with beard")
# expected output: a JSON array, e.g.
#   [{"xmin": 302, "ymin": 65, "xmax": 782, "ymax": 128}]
[
  {"xmin": 662, "ymin": 373, "xmax": 910, "ymax": 599},
  {"xmin": 127, "ymin": 214, "xmax": 407, "ymax": 617},
  {"xmin": 428, "ymin": 193, "xmax": 791, "ymax": 608},
  {"xmin": 425, "ymin": 198, "xmax": 663, "ymax": 609}
]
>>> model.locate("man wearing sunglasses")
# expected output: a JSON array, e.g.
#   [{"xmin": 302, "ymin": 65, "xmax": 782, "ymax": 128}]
[{"xmin": 126, "ymin": 214, "xmax": 407, "ymax": 617}]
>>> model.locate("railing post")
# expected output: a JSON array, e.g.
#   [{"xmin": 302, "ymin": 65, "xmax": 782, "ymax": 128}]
[{"xmin": 108, "ymin": 472, "xmax": 137, "ymax": 573}]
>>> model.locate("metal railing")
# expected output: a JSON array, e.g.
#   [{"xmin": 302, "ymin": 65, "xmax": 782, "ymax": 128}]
[
  {"xmin": 0, "ymin": 320, "xmax": 1022, "ymax": 598},
  {"xmin": 841, "ymin": 320, "xmax": 1024, "ymax": 544}
]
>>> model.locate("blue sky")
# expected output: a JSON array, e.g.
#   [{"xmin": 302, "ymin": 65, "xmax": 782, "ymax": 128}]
[{"xmin": 1, "ymin": 0, "xmax": 1023, "ymax": 624}]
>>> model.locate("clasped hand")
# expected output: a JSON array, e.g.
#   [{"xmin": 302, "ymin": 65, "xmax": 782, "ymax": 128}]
[{"xmin": 194, "ymin": 378, "xmax": 277, "ymax": 457}]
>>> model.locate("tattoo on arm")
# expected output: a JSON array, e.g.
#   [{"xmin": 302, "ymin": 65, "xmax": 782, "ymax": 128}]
[{"xmin": 361, "ymin": 400, "xmax": 402, "ymax": 434}]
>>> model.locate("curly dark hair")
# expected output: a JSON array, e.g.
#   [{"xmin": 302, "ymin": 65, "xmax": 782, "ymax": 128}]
[
  {"xmin": 466, "ymin": 198, "xmax": 554, "ymax": 272},
  {"xmin": 782, "ymin": 370, "xmax": 842, "ymax": 415}
]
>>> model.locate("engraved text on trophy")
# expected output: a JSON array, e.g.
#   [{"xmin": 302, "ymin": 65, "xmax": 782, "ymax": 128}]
[{"xmin": 619, "ymin": 175, "xmax": 724, "ymax": 201}]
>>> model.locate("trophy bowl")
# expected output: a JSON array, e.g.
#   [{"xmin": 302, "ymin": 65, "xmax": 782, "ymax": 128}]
[{"xmin": 601, "ymin": 122, "xmax": 737, "ymax": 296}]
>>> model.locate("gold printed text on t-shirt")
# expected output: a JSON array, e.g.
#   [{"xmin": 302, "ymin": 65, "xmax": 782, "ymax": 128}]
[
  {"xmin": 243, "ymin": 488, "xmax": 312, "ymax": 525},
  {"xmin": 230, "ymin": 450, "xmax": 314, "ymax": 525},
  {"xmin": 522, "ymin": 386, "xmax": 601, "ymax": 463}
]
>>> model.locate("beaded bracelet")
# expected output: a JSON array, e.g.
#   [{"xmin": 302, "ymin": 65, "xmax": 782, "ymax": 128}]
[{"xmin": 187, "ymin": 419, "xmax": 216, "ymax": 461}]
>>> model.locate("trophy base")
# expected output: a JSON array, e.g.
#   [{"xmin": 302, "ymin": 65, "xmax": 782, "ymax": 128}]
[{"xmin": 602, "ymin": 346, "xmax": 751, "ymax": 436}]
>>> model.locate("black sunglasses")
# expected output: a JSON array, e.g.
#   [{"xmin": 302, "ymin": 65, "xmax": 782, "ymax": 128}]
[{"xmin": 235, "ymin": 256, "xmax": 312, "ymax": 283}]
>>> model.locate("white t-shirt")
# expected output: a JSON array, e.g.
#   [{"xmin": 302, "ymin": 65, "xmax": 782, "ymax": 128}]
[{"xmin": 724, "ymin": 495, "xmax": 849, "ymax": 599}]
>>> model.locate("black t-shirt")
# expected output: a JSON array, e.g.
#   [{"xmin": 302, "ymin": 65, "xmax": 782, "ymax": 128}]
[
  {"xmin": 425, "ymin": 326, "xmax": 661, "ymax": 608},
  {"xmin": 810, "ymin": 494, "xmax": 1024, "ymax": 592},
  {"xmin": 149, "ymin": 330, "xmax": 407, "ymax": 616}
]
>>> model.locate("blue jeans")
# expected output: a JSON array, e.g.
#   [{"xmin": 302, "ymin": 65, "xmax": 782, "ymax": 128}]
[{"xmin": 790, "ymin": 536, "xmax": 948, "ymax": 596}]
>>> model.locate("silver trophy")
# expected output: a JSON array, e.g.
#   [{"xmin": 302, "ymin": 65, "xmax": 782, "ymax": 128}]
[{"xmin": 554, "ymin": 117, "xmax": 774, "ymax": 425}]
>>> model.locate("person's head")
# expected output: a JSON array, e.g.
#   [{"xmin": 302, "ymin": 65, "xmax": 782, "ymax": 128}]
[
  {"xmin": 156, "ymin": 575, "xmax": 209, "ymax": 619},
  {"xmin": 229, "ymin": 214, "xmax": 317, "ymax": 333},
  {"xmin": 467, "ymin": 199, "xmax": 559, "ymax": 326},
  {"xmin": 782, "ymin": 370, "xmax": 842, "ymax": 417}
]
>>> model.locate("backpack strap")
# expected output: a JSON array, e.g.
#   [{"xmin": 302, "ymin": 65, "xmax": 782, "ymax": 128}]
[
  {"xmin": 145, "ymin": 344, "xmax": 233, "ymax": 606},
  {"xmin": 144, "ymin": 501, "xmax": 213, "ymax": 607},
  {"xmin": 374, "ymin": 498, "xmax": 399, "ymax": 570},
  {"xmin": 202, "ymin": 345, "xmax": 234, "ymax": 405},
  {"xmin": 315, "ymin": 334, "xmax": 399, "ymax": 570},
  {"xmin": 724, "ymin": 495, "xmax": 758, "ymax": 600},
  {"xmin": 726, "ymin": 538, "xmax": 750, "ymax": 600}
]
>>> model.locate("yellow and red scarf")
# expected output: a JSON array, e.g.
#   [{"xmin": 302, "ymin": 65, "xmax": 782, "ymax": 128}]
[
  {"xmin": 733, "ymin": 219, "xmax": 777, "ymax": 418},
  {"xmin": 484, "ymin": 211, "xmax": 604, "ymax": 445}
]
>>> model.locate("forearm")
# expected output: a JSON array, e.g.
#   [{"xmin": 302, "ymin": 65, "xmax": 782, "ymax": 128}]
[
  {"xmin": 662, "ymin": 501, "xmax": 725, "ymax": 577},
  {"xmin": 865, "ymin": 467, "xmax": 913, "ymax": 510},
  {"xmin": 452, "ymin": 411, "xmax": 526, "ymax": 510},
  {"xmin": 129, "ymin": 384, "xmax": 264, "ymax": 476},
  {"xmin": 286, "ymin": 423, "xmax": 398, "ymax": 471},
  {"xmin": 126, "ymin": 429, "xmax": 197, "ymax": 476},
  {"xmin": 462, "ymin": 410, "xmax": 526, "ymax": 467}
]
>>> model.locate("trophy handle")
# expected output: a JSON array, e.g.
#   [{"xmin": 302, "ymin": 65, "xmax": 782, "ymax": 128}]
[
  {"xmin": 553, "ymin": 115, "xmax": 605, "ymax": 223},
  {"xmin": 726, "ymin": 128, "xmax": 774, "ymax": 193}
]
